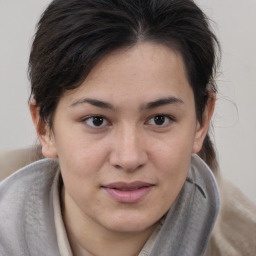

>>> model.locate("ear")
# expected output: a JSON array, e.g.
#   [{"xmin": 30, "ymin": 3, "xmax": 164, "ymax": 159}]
[
  {"xmin": 30, "ymin": 100, "xmax": 58, "ymax": 158},
  {"xmin": 192, "ymin": 93, "xmax": 216, "ymax": 153}
]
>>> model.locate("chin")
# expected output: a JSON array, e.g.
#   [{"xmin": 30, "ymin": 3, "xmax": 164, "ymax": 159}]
[
  {"xmin": 103, "ymin": 212, "xmax": 159, "ymax": 234},
  {"xmin": 107, "ymin": 224, "xmax": 152, "ymax": 234}
]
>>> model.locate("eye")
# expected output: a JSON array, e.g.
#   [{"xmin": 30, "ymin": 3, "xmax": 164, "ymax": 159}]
[
  {"xmin": 146, "ymin": 114, "xmax": 174, "ymax": 127},
  {"xmin": 83, "ymin": 115, "xmax": 109, "ymax": 128}
]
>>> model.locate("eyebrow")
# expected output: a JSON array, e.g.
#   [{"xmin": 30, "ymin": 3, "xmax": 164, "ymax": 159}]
[
  {"xmin": 70, "ymin": 98, "xmax": 114, "ymax": 109},
  {"xmin": 70, "ymin": 96, "xmax": 184, "ymax": 110},
  {"xmin": 143, "ymin": 97, "xmax": 184, "ymax": 109}
]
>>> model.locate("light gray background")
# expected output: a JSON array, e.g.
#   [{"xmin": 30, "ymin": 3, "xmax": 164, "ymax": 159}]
[{"xmin": 0, "ymin": 0, "xmax": 255, "ymax": 203}]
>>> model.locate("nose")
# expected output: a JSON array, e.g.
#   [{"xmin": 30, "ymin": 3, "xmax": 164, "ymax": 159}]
[{"xmin": 109, "ymin": 125, "xmax": 148, "ymax": 172}]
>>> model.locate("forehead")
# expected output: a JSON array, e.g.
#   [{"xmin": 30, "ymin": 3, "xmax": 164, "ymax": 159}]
[{"xmin": 60, "ymin": 42, "xmax": 193, "ymax": 108}]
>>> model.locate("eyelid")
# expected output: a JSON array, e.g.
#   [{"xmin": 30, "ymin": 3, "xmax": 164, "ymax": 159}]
[
  {"xmin": 81, "ymin": 115, "xmax": 110, "ymax": 129},
  {"xmin": 145, "ymin": 114, "xmax": 176, "ymax": 127}
]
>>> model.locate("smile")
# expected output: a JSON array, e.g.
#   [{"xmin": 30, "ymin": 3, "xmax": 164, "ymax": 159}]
[{"xmin": 102, "ymin": 181, "xmax": 154, "ymax": 203}]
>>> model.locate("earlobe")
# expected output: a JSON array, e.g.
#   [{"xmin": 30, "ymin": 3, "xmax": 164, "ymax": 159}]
[
  {"xmin": 29, "ymin": 100, "xmax": 58, "ymax": 158},
  {"xmin": 192, "ymin": 94, "xmax": 216, "ymax": 153}
]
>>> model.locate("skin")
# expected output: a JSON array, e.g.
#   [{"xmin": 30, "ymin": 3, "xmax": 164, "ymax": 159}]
[{"xmin": 30, "ymin": 42, "xmax": 215, "ymax": 256}]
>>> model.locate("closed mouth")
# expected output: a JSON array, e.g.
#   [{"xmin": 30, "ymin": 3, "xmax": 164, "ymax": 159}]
[
  {"xmin": 102, "ymin": 181, "xmax": 154, "ymax": 203},
  {"xmin": 103, "ymin": 181, "xmax": 153, "ymax": 189}
]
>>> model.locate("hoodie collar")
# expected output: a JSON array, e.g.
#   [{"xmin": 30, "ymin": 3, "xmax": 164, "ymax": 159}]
[{"xmin": 149, "ymin": 154, "xmax": 220, "ymax": 256}]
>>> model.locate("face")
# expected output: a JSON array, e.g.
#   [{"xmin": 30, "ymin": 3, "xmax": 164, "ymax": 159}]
[{"xmin": 34, "ymin": 42, "xmax": 211, "ymax": 235}]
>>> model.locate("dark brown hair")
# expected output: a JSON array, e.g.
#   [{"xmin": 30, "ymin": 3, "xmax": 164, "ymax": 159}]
[{"xmin": 29, "ymin": 0, "xmax": 220, "ymax": 172}]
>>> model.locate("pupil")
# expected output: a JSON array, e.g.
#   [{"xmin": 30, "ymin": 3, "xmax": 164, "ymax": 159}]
[
  {"xmin": 154, "ymin": 115, "xmax": 165, "ymax": 125},
  {"xmin": 93, "ymin": 116, "xmax": 103, "ymax": 126}
]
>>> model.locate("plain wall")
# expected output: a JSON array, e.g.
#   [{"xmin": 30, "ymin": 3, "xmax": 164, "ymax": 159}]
[{"xmin": 0, "ymin": 0, "xmax": 255, "ymax": 203}]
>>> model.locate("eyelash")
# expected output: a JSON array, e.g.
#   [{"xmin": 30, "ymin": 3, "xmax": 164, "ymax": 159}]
[
  {"xmin": 82, "ymin": 115, "xmax": 110, "ymax": 128},
  {"xmin": 146, "ymin": 114, "xmax": 175, "ymax": 128},
  {"xmin": 81, "ymin": 114, "xmax": 175, "ymax": 129}
]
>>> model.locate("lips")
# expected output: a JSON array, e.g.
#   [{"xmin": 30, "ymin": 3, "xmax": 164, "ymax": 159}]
[{"xmin": 102, "ymin": 181, "xmax": 154, "ymax": 203}]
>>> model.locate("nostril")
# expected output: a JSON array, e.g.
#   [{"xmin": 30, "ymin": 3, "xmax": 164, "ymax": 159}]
[{"xmin": 114, "ymin": 164, "xmax": 122, "ymax": 170}]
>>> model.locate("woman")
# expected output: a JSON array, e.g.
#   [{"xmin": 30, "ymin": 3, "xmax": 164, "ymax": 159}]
[{"xmin": 0, "ymin": 0, "xmax": 221, "ymax": 255}]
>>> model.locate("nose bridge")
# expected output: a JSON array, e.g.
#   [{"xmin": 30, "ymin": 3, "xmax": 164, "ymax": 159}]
[{"xmin": 110, "ymin": 122, "xmax": 147, "ymax": 171}]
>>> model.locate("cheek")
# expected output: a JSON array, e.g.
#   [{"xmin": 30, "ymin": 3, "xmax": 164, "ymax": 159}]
[
  {"xmin": 149, "ymin": 130, "xmax": 195, "ymax": 192},
  {"xmin": 53, "ymin": 135, "xmax": 110, "ymax": 196},
  {"xmin": 58, "ymin": 143, "xmax": 107, "ymax": 175},
  {"xmin": 58, "ymin": 142, "xmax": 107, "ymax": 203},
  {"xmin": 150, "ymin": 130, "xmax": 195, "ymax": 169},
  {"xmin": 54, "ymin": 121, "xmax": 108, "ymax": 163}
]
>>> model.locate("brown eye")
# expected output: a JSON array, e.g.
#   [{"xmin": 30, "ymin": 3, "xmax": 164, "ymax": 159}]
[
  {"xmin": 147, "ymin": 114, "xmax": 173, "ymax": 127},
  {"xmin": 154, "ymin": 115, "xmax": 166, "ymax": 126},
  {"xmin": 84, "ymin": 116, "xmax": 108, "ymax": 128}
]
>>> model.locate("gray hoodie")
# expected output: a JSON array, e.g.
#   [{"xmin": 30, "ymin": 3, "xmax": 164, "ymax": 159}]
[{"xmin": 0, "ymin": 154, "xmax": 220, "ymax": 256}]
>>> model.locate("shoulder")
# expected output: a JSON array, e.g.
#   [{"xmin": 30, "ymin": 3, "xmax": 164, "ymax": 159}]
[
  {"xmin": 0, "ymin": 158, "xmax": 58, "ymax": 200},
  {"xmin": 0, "ymin": 147, "xmax": 42, "ymax": 181},
  {"xmin": 0, "ymin": 158, "xmax": 59, "ymax": 255},
  {"xmin": 206, "ymin": 172, "xmax": 256, "ymax": 256}
]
